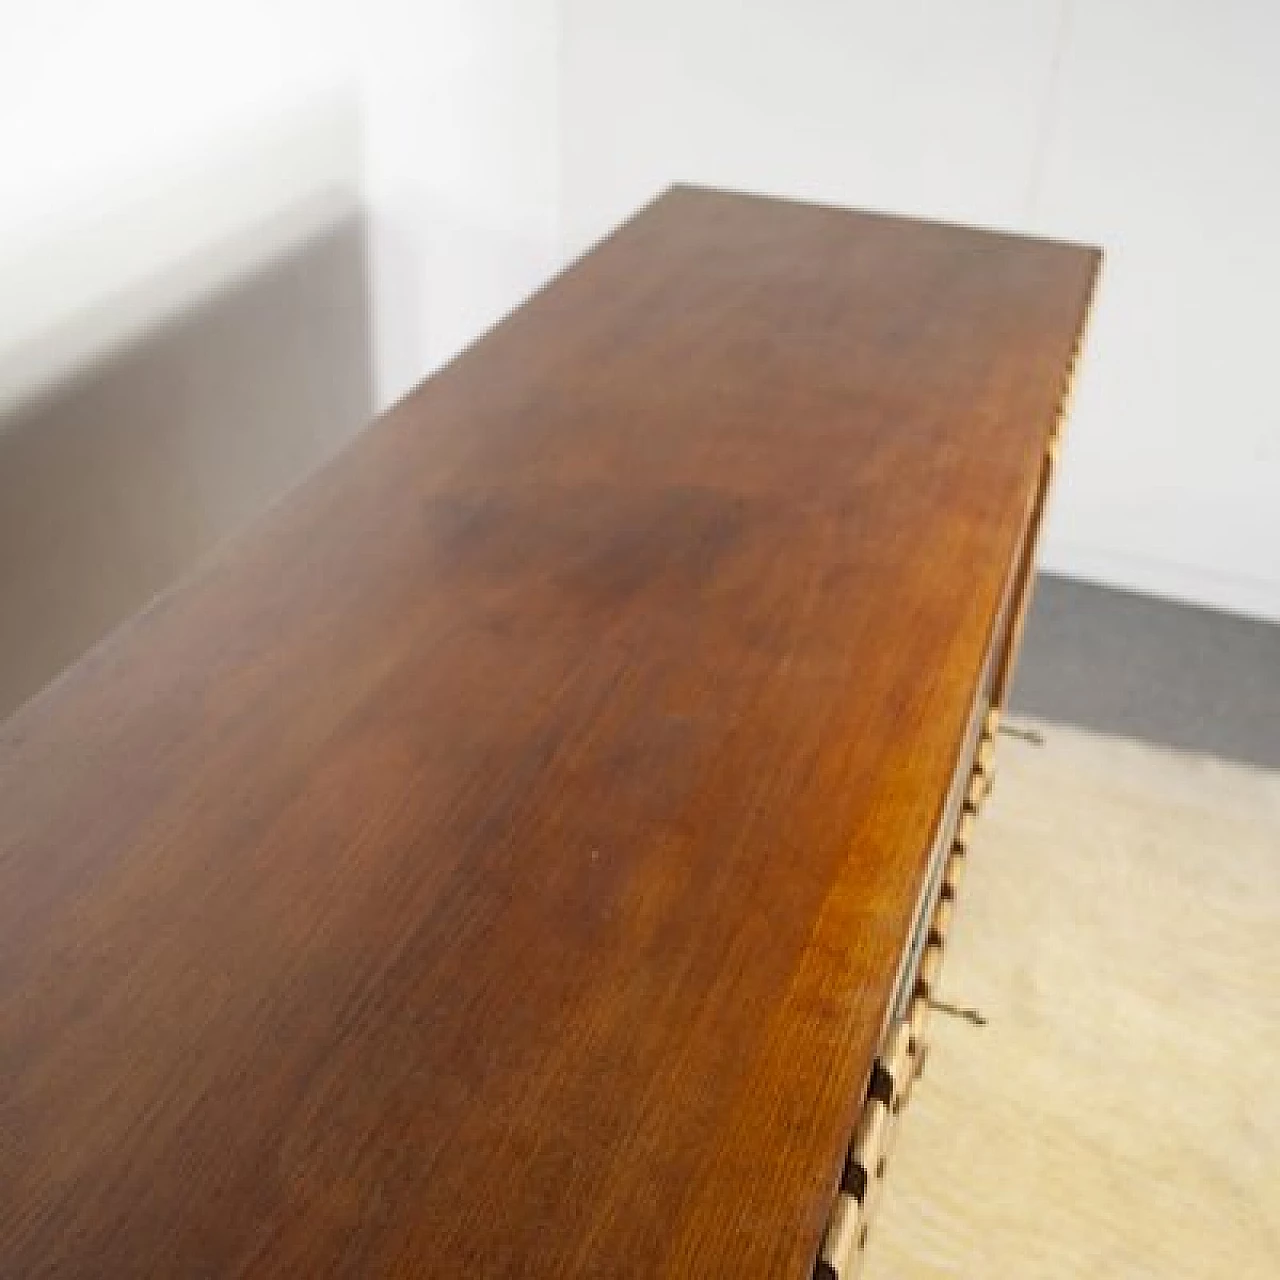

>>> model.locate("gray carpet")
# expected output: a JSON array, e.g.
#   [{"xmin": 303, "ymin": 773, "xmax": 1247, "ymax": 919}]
[{"xmin": 1011, "ymin": 574, "xmax": 1280, "ymax": 773}]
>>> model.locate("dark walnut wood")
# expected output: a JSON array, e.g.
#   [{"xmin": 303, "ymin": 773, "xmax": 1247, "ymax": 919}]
[{"xmin": 0, "ymin": 187, "xmax": 1099, "ymax": 1277}]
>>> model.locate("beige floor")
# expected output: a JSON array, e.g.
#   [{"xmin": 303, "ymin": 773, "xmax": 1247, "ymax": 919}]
[{"xmin": 863, "ymin": 720, "xmax": 1280, "ymax": 1279}]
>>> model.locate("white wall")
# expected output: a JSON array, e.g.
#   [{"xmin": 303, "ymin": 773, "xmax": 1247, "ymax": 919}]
[
  {"xmin": 1032, "ymin": 0, "xmax": 1280, "ymax": 621},
  {"xmin": 0, "ymin": 0, "xmax": 561, "ymax": 412},
  {"xmin": 360, "ymin": 0, "xmax": 560, "ymax": 403},
  {"xmin": 0, "ymin": 0, "xmax": 561, "ymax": 714},
  {"xmin": 560, "ymin": 0, "xmax": 1280, "ymax": 622},
  {"xmin": 560, "ymin": 1, "xmax": 1065, "ymax": 251}
]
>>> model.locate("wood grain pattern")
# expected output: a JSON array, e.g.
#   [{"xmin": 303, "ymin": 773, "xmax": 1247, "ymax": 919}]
[{"xmin": 0, "ymin": 186, "xmax": 1099, "ymax": 1277}]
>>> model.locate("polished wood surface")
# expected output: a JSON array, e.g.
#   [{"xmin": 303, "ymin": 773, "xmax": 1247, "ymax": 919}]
[{"xmin": 0, "ymin": 186, "xmax": 1099, "ymax": 1277}]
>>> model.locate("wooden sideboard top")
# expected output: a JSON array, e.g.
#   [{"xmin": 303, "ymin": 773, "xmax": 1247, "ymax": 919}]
[{"xmin": 0, "ymin": 187, "xmax": 1099, "ymax": 1277}]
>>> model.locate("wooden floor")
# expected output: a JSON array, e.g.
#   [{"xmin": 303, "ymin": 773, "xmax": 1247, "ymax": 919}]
[{"xmin": 862, "ymin": 719, "xmax": 1280, "ymax": 1279}]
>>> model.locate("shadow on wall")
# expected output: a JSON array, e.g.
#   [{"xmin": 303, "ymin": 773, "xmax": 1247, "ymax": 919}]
[{"xmin": 0, "ymin": 100, "xmax": 376, "ymax": 720}]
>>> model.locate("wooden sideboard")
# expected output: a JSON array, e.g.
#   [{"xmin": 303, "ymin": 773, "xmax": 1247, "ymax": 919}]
[{"xmin": 0, "ymin": 186, "xmax": 1099, "ymax": 1277}]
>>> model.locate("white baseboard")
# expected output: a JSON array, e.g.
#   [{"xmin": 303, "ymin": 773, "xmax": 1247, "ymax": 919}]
[{"xmin": 1042, "ymin": 544, "xmax": 1280, "ymax": 626}]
